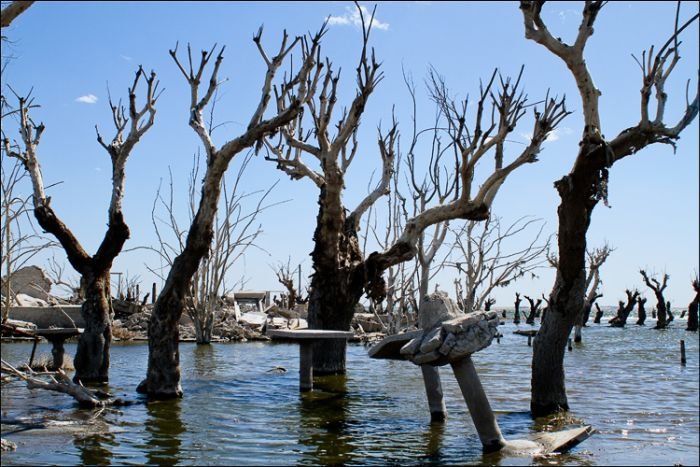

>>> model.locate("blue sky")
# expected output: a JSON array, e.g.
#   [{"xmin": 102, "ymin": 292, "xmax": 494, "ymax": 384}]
[{"xmin": 2, "ymin": 1, "xmax": 698, "ymax": 307}]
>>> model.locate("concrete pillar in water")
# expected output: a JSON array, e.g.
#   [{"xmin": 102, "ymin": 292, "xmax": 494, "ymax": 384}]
[
  {"xmin": 450, "ymin": 356, "xmax": 505, "ymax": 452},
  {"xmin": 421, "ymin": 365, "xmax": 446, "ymax": 422}
]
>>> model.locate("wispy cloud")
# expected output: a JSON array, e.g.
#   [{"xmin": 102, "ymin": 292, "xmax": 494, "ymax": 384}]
[
  {"xmin": 120, "ymin": 54, "xmax": 133, "ymax": 62},
  {"xmin": 519, "ymin": 126, "xmax": 573, "ymax": 144},
  {"xmin": 558, "ymin": 9, "xmax": 580, "ymax": 22},
  {"xmin": 327, "ymin": 5, "xmax": 390, "ymax": 31},
  {"xmin": 75, "ymin": 94, "xmax": 98, "ymax": 104}
]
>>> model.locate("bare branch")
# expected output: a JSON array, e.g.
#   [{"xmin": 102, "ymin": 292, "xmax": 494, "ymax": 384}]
[{"xmin": 0, "ymin": 1, "xmax": 33, "ymax": 28}]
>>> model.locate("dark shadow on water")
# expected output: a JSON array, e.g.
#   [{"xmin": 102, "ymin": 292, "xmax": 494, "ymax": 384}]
[
  {"xmin": 418, "ymin": 419, "xmax": 447, "ymax": 465},
  {"xmin": 74, "ymin": 429, "xmax": 115, "ymax": 466},
  {"xmin": 297, "ymin": 374, "xmax": 355, "ymax": 466},
  {"xmin": 144, "ymin": 399, "xmax": 185, "ymax": 466}
]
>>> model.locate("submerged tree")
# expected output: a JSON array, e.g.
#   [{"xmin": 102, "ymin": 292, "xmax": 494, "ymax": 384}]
[
  {"xmin": 640, "ymin": 270, "xmax": 671, "ymax": 330},
  {"xmin": 137, "ymin": 27, "xmax": 325, "ymax": 398},
  {"xmin": 687, "ymin": 277, "xmax": 699, "ymax": 332},
  {"xmin": 635, "ymin": 296, "xmax": 648, "ymax": 326},
  {"xmin": 266, "ymin": 5, "xmax": 569, "ymax": 374},
  {"xmin": 4, "ymin": 68, "xmax": 159, "ymax": 383},
  {"xmin": 548, "ymin": 244, "xmax": 613, "ymax": 342},
  {"xmin": 521, "ymin": 1, "xmax": 699, "ymax": 416},
  {"xmin": 609, "ymin": 289, "xmax": 640, "ymax": 327}
]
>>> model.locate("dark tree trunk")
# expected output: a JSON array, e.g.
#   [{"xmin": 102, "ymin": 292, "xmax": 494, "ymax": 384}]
[
  {"xmin": 654, "ymin": 295, "xmax": 668, "ymax": 329},
  {"xmin": 593, "ymin": 303, "xmax": 603, "ymax": 323},
  {"xmin": 609, "ymin": 290, "xmax": 639, "ymax": 327},
  {"xmin": 573, "ymin": 300, "xmax": 593, "ymax": 343},
  {"xmin": 531, "ymin": 140, "xmax": 604, "ymax": 417},
  {"xmin": 636, "ymin": 298, "xmax": 647, "ymax": 325},
  {"xmin": 513, "ymin": 293, "xmax": 522, "ymax": 324},
  {"xmin": 138, "ymin": 169, "xmax": 224, "ymax": 398},
  {"xmin": 524, "ymin": 296, "xmax": 542, "ymax": 325},
  {"xmin": 687, "ymin": 292, "xmax": 699, "ymax": 332},
  {"xmin": 307, "ymin": 184, "xmax": 365, "ymax": 374},
  {"xmin": 33, "ymin": 204, "xmax": 129, "ymax": 384},
  {"xmin": 666, "ymin": 301, "xmax": 674, "ymax": 323},
  {"xmin": 72, "ymin": 270, "xmax": 112, "ymax": 383}
]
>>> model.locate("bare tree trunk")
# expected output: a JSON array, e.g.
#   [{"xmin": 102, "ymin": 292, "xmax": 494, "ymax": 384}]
[
  {"xmin": 688, "ymin": 301, "xmax": 699, "ymax": 332},
  {"xmin": 531, "ymin": 141, "xmax": 600, "ymax": 416},
  {"xmin": 521, "ymin": 0, "xmax": 698, "ymax": 417},
  {"xmin": 307, "ymin": 185, "xmax": 365, "ymax": 374},
  {"xmin": 72, "ymin": 269, "xmax": 112, "ymax": 383},
  {"xmin": 640, "ymin": 271, "xmax": 670, "ymax": 330},
  {"xmin": 524, "ymin": 295, "xmax": 542, "ymax": 325},
  {"xmin": 636, "ymin": 297, "xmax": 647, "ymax": 325},
  {"xmin": 593, "ymin": 303, "xmax": 603, "ymax": 323},
  {"xmin": 138, "ymin": 171, "xmax": 223, "ymax": 397},
  {"xmin": 513, "ymin": 293, "xmax": 521, "ymax": 324},
  {"xmin": 609, "ymin": 290, "xmax": 640, "ymax": 327},
  {"xmin": 137, "ymin": 30, "xmax": 322, "ymax": 398}
]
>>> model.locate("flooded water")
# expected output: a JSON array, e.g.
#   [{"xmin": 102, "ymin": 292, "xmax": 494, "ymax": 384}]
[{"xmin": 2, "ymin": 321, "xmax": 698, "ymax": 466}]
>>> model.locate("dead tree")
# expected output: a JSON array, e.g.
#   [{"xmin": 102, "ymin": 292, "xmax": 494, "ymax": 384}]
[
  {"xmin": 451, "ymin": 215, "xmax": 550, "ymax": 313},
  {"xmin": 574, "ymin": 245, "xmax": 611, "ymax": 342},
  {"xmin": 591, "ymin": 303, "xmax": 602, "ymax": 324},
  {"xmin": 640, "ymin": 270, "xmax": 671, "ymax": 329},
  {"xmin": 609, "ymin": 289, "xmax": 640, "ymax": 327},
  {"xmin": 4, "ymin": 69, "xmax": 158, "ymax": 383},
  {"xmin": 513, "ymin": 292, "xmax": 522, "ymax": 324},
  {"xmin": 666, "ymin": 300, "xmax": 674, "ymax": 322},
  {"xmin": 636, "ymin": 297, "xmax": 648, "ymax": 326},
  {"xmin": 402, "ymin": 70, "xmax": 459, "ymax": 303},
  {"xmin": 265, "ymin": 5, "xmax": 569, "ymax": 374},
  {"xmin": 274, "ymin": 258, "xmax": 304, "ymax": 310},
  {"xmin": 148, "ymin": 149, "xmax": 276, "ymax": 345},
  {"xmin": 0, "ymin": 155, "xmax": 56, "ymax": 319},
  {"xmin": 363, "ymin": 156, "xmax": 418, "ymax": 335},
  {"xmin": 137, "ymin": 27, "xmax": 325, "ymax": 399},
  {"xmin": 524, "ymin": 295, "xmax": 542, "ymax": 325},
  {"xmin": 687, "ymin": 277, "xmax": 699, "ymax": 331},
  {"xmin": 522, "ymin": 1, "xmax": 699, "ymax": 416}
]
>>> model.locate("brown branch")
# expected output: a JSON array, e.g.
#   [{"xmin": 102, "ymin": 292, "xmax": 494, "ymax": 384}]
[{"xmin": 0, "ymin": 0, "xmax": 34, "ymax": 28}]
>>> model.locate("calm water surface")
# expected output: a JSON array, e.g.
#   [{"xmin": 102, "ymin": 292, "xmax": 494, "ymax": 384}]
[{"xmin": 1, "ymin": 321, "xmax": 698, "ymax": 466}]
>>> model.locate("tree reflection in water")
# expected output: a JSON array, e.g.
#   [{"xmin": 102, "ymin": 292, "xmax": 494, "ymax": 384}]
[
  {"xmin": 297, "ymin": 373, "xmax": 355, "ymax": 465},
  {"xmin": 145, "ymin": 399, "xmax": 185, "ymax": 466},
  {"xmin": 74, "ymin": 424, "xmax": 115, "ymax": 466}
]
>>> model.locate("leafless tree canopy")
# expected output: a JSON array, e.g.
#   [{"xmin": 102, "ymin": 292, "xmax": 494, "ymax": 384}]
[{"xmin": 450, "ymin": 215, "xmax": 551, "ymax": 313}]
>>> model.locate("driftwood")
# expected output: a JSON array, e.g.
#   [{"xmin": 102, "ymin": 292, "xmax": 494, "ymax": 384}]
[{"xmin": 1, "ymin": 359, "xmax": 136, "ymax": 408}]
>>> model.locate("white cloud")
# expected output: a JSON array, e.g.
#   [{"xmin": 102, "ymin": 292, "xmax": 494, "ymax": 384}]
[
  {"xmin": 75, "ymin": 94, "xmax": 98, "ymax": 104},
  {"xmin": 120, "ymin": 54, "xmax": 133, "ymax": 62},
  {"xmin": 545, "ymin": 129, "xmax": 560, "ymax": 142},
  {"xmin": 327, "ymin": 5, "xmax": 389, "ymax": 31}
]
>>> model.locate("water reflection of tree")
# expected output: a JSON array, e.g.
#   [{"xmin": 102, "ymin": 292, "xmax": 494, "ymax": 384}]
[
  {"xmin": 145, "ymin": 399, "xmax": 185, "ymax": 466},
  {"xmin": 191, "ymin": 343, "xmax": 223, "ymax": 379},
  {"xmin": 421, "ymin": 420, "xmax": 446, "ymax": 464},
  {"xmin": 297, "ymin": 374, "xmax": 355, "ymax": 466},
  {"xmin": 74, "ymin": 429, "xmax": 114, "ymax": 466}
]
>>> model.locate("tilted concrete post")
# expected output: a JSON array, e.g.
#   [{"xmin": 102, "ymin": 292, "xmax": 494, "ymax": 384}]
[
  {"xmin": 450, "ymin": 357, "xmax": 505, "ymax": 452},
  {"xmin": 420, "ymin": 364, "xmax": 446, "ymax": 422}
]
